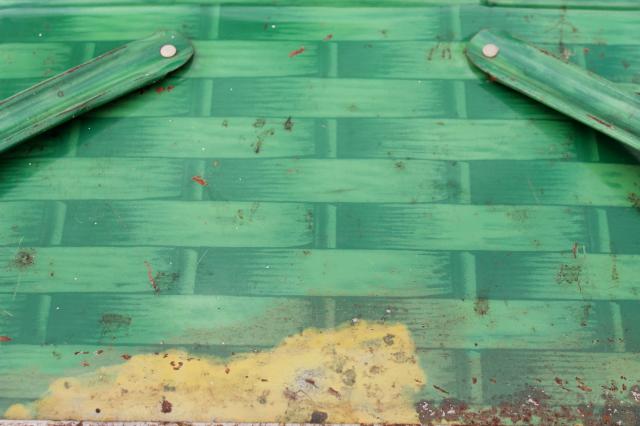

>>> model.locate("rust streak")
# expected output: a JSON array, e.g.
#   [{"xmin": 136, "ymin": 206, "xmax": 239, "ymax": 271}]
[
  {"xmin": 144, "ymin": 261, "xmax": 159, "ymax": 294},
  {"xmin": 587, "ymin": 114, "xmax": 613, "ymax": 129}
]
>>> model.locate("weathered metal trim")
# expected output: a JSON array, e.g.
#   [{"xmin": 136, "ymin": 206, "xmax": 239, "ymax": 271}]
[
  {"xmin": 467, "ymin": 29, "xmax": 640, "ymax": 155},
  {"xmin": 0, "ymin": 31, "xmax": 194, "ymax": 153}
]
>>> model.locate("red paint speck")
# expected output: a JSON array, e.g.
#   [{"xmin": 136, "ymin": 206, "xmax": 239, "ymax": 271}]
[
  {"xmin": 472, "ymin": 377, "xmax": 478, "ymax": 384},
  {"xmin": 121, "ymin": 354, "xmax": 132, "ymax": 360},
  {"xmin": 155, "ymin": 86, "xmax": 165, "ymax": 94},
  {"xmin": 323, "ymin": 34, "xmax": 333, "ymax": 41},
  {"xmin": 0, "ymin": 336, "xmax": 12, "ymax": 342},
  {"xmin": 81, "ymin": 361, "xmax": 90, "ymax": 367},
  {"xmin": 571, "ymin": 242, "xmax": 578, "ymax": 258},
  {"xmin": 144, "ymin": 261, "xmax": 159, "ymax": 294},
  {"xmin": 289, "ymin": 47, "xmax": 305, "ymax": 58},
  {"xmin": 191, "ymin": 175, "xmax": 208, "ymax": 186}
]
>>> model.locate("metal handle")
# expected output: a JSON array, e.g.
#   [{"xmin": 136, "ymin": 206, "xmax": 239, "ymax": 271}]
[
  {"xmin": 467, "ymin": 29, "xmax": 640, "ymax": 155},
  {"xmin": 0, "ymin": 31, "xmax": 194, "ymax": 153}
]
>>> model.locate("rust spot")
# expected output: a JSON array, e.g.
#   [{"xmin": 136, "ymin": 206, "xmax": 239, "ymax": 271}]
[
  {"xmin": 323, "ymin": 34, "xmax": 333, "ymax": 41},
  {"xmin": 13, "ymin": 249, "xmax": 35, "ymax": 269},
  {"xmin": 304, "ymin": 378, "xmax": 317, "ymax": 387},
  {"xmin": 0, "ymin": 336, "xmax": 12, "ymax": 342},
  {"xmin": 155, "ymin": 87, "xmax": 165, "ymax": 94},
  {"xmin": 81, "ymin": 361, "xmax": 90, "ymax": 367},
  {"xmin": 288, "ymin": 47, "xmax": 305, "ymax": 58},
  {"xmin": 191, "ymin": 176, "xmax": 208, "ymax": 186},
  {"xmin": 474, "ymin": 298, "xmax": 489, "ymax": 316},
  {"xmin": 571, "ymin": 242, "xmax": 579, "ymax": 258},
  {"xmin": 160, "ymin": 397, "xmax": 172, "ymax": 413},
  {"xmin": 167, "ymin": 85, "xmax": 175, "ymax": 91},
  {"xmin": 121, "ymin": 354, "xmax": 131, "ymax": 360},
  {"xmin": 587, "ymin": 114, "xmax": 613, "ymax": 129}
]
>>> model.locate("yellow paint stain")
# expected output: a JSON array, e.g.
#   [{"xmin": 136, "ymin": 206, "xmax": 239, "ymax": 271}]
[{"xmin": 5, "ymin": 321, "xmax": 425, "ymax": 423}]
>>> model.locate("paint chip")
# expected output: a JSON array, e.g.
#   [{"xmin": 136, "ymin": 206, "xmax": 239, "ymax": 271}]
[{"xmin": 5, "ymin": 321, "xmax": 426, "ymax": 422}]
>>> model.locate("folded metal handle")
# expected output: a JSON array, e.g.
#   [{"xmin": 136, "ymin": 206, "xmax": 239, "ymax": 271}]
[
  {"xmin": 467, "ymin": 29, "xmax": 640, "ymax": 156},
  {"xmin": 0, "ymin": 31, "xmax": 194, "ymax": 153}
]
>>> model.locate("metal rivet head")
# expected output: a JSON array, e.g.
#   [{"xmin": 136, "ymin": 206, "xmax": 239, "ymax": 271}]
[
  {"xmin": 482, "ymin": 43, "xmax": 499, "ymax": 58},
  {"xmin": 160, "ymin": 44, "xmax": 177, "ymax": 58}
]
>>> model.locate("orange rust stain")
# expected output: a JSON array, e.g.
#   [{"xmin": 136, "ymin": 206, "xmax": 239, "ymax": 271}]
[
  {"xmin": 288, "ymin": 47, "xmax": 305, "ymax": 58},
  {"xmin": 191, "ymin": 175, "xmax": 208, "ymax": 186}
]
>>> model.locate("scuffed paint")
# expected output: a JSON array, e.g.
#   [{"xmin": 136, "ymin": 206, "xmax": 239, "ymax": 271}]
[{"xmin": 4, "ymin": 321, "xmax": 426, "ymax": 423}]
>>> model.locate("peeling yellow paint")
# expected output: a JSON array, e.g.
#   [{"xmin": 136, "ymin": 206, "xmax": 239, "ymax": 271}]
[{"xmin": 5, "ymin": 321, "xmax": 425, "ymax": 422}]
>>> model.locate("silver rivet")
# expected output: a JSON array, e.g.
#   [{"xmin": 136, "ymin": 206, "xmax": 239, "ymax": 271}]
[
  {"xmin": 160, "ymin": 44, "xmax": 177, "ymax": 58},
  {"xmin": 482, "ymin": 43, "xmax": 499, "ymax": 58}
]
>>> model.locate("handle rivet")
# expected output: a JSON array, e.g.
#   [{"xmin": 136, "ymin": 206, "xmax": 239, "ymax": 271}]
[
  {"xmin": 160, "ymin": 44, "xmax": 177, "ymax": 58},
  {"xmin": 482, "ymin": 43, "xmax": 499, "ymax": 58}
]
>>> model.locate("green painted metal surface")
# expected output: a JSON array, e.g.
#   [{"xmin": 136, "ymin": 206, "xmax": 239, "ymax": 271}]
[{"xmin": 0, "ymin": 0, "xmax": 639, "ymax": 424}]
